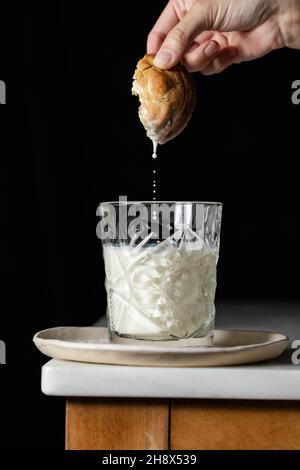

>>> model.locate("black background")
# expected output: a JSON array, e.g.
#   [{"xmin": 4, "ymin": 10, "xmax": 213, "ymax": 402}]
[{"xmin": 0, "ymin": 1, "xmax": 299, "ymax": 450}]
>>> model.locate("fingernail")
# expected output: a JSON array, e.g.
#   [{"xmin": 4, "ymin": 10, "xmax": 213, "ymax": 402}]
[
  {"xmin": 154, "ymin": 49, "xmax": 173, "ymax": 68},
  {"xmin": 203, "ymin": 41, "xmax": 220, "ymax": 57}
]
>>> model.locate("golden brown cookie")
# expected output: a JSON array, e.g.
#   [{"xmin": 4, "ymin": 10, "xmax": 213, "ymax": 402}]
[{"xmin": 132, "ymin": 54, "xmax": 196, "ymax": 145}]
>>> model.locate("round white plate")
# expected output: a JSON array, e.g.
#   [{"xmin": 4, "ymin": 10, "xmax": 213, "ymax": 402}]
[{"xmin": 33, "ymin": 327, "xmax": 288, "ymax": 367}]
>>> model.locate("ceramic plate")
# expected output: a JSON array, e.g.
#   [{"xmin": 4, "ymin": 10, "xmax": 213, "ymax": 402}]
[{"xmin": 33, "ymin": 327, "xmax": 288, "ymax": 367}]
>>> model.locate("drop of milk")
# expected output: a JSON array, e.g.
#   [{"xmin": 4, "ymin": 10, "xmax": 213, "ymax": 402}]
[{"xmin": 152, "ymin": 140, "xmax": 158, "ymax": 159}]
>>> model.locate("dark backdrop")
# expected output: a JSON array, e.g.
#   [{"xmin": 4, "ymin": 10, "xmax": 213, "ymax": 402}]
[{"xmin": 0, "ymin": 1, "xmax": 299, "ymax": 450}]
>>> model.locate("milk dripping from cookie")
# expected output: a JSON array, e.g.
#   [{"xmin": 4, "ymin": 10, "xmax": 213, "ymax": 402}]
[{"xmin": 151, "ymin": 141, "xmax": 158, "ymax": 201}]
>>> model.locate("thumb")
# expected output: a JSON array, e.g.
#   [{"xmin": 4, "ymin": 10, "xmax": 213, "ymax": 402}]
[{"xmin": 153, "ymin": 1, "xmax": 217, "ymax": 69}]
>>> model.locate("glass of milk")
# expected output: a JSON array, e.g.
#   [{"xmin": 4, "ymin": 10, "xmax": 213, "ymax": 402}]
[{"xmin": 97, "ymin": 200, "xmax": 222, "ymax": 346}]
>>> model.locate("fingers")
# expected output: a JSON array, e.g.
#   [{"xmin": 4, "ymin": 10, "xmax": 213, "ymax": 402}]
[
  {"xmin": 153, "ymin": 1, "xmax": 214, "ymax": 69},
  {"xmin": 183, "ymin": 40, "xmax": 221, "ymax": 72},
  {"xmin": 148, "ymin": 0, "xmax": 276, "ymax": 70},
  {"xmin": 200, "ymin": 46, "xmax": 238, "ymax": 75},
  {"xmin": 147, "ymin": 1, "xmax": 180, "ymax": 54},
  {"xmin": 183, "ymin": 31, "xmax": 228, "ymax": 72}
]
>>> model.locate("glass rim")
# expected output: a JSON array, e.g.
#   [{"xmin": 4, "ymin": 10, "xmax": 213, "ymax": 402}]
[{"xmin": 99, "ymin": 200, "xmax": 222, "ymax": 206}]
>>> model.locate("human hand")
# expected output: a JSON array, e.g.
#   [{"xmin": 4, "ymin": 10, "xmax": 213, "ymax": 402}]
[{"xmin": 147, "ymin": 0, "xmax": 300, "ymax": 75}]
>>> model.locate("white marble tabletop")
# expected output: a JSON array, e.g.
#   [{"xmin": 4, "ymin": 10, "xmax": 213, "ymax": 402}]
[{"xmin": 41, "ymin": 302, "xmax": 300, "ymax": 400}]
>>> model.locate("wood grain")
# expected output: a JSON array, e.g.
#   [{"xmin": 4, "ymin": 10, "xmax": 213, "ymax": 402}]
[
  {"xmin": 66, "ymin": 398, "xmax": 169, "ymax": 450},
  {"xmin": 171, "ymin": 399, "xmax": 300, "ymax": 450}
]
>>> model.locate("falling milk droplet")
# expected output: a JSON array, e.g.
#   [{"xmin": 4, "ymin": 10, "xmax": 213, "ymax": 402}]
[{"xmin": 152, "ymin": 140, "xmax": 158, "ymax": 159}]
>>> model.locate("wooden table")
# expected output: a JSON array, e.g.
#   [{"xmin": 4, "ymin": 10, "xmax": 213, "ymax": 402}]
[{"xmin": 65, "ymin": 397, "xmax": 300, "ymax": 450}]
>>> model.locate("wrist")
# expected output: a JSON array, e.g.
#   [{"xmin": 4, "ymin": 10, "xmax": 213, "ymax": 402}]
[{"xmin": 278, "ymin": 0, "xmax": 300, "ymax": 48}]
